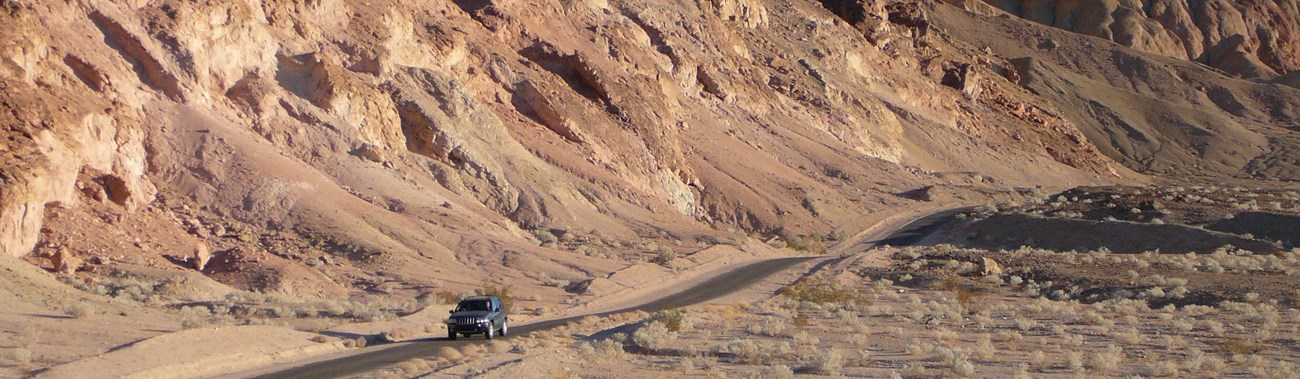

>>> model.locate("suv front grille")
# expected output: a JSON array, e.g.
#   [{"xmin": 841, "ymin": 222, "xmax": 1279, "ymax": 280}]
[{"xmin": 453, "ymin": 317, "xmax": 478, "ymax": 325}]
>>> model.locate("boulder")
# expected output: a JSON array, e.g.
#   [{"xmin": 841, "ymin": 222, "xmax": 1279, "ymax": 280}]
[
  {"xmin": 980, "ymin": 257, "xmax": 1003, "ymax": 276},
  {"xmin": 52, "ymin": 248, "xmax": 81, "ymax": 275},
  {"xmin": 193, "ymin": 242, "xmax": 211, "ymax": 271}
]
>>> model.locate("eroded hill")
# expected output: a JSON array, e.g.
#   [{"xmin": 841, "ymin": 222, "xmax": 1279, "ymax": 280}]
[
  {"xmin": 0, "ymin": 0, "xmax": 1138, "ymax": 295},
  {"xmin": 0, "ymin": 0, "xmax": 1298, "ymax": 373},
  {"xmin": 982, "ymin": 0, "xmax": 1300, "ymax": 82}
]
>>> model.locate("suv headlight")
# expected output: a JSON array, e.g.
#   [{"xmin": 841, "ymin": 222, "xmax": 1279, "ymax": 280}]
[{"xmin": 476, "ymin": 318, "xmax": 490, "ymax": 324}]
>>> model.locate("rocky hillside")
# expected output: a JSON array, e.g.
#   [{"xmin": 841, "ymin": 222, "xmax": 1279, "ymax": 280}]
[
  {"xmin": 982, "ymin": 0, "xmax": 1300, "ymax": 83},
  {"xmin": 938, "ymin": 1, "xmax": 1300, "ymax": 181},
  {"xmin": 0, "ymin": 0, "xmax": 1295, "ymax": 307}
]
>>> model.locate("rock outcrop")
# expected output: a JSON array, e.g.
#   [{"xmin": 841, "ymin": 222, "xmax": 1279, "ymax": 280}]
[
  {"xmin": 193, "ymin": 242, "xmax": 210, "ymax": 271},
  {"xmin": 50, "ymin": 248, "xmax": 80, "ymax": 275}
]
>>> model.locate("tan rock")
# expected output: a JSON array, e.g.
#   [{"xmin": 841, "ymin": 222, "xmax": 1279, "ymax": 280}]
[
  {"xmin": 980, "ymin": 257, "xmax": 1003, "ymax": 276},
  {"xmin": 193, "ymin": 242, "xmax": 211, "ymax": 272},
  {"xmin": 52, "ymin": 248, "xmax": 81, "ymax": 275}
]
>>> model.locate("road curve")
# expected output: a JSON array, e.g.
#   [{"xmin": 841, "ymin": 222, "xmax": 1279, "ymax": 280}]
[{"xmin": 249, "ymin": 209, "xmax": 967, "ymax": 379}]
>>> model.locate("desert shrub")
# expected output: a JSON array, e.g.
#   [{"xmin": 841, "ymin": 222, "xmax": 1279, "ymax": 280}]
[
  {"xmin": 1113, "ymin": 328, "xmax": 1145, "ymax": 345},
  {"xmin": 631, "ymin": 321, "xmax": 677, "ymax": 351},
  {"xmin": 180, "ymin": 306, "xmax": 211, "ymax": 329},
  {"xmin": 575, "ymin": 340, "xmax": 624, "ymax": 360},
  {"xmin": 907, "ymin": 339, "xmax": 935, "ymax": 356},
  {"xmin": 933, "ymin": 328, "xmax": 958, "ymax": 342},
  {"xmin": 1160, "ymin": 335, "xmax": 1187, "ymax": 350},
  {"xmin": 929, "ymin": 346, "xmax": 958, "ymax": 364},
  {"xmin": 807, "ymin": 349, "xmax": 843, "ymax": 375},
  {"xmin": 1150, "ymin": 361, "xmax": 1179, "ymax": 377},
  {"xmin": 1011, "ymin": 364, "xmax": 1033, "ymax": 379},
  {"xmin": 77, "ymin": 275, "xmax": 169, "ymax": 303},
  {"xmin": 727, "ymin": 339, "xmax": 764, "ymax": 364},
  {"xmin": 778, "ymin": 279, "xmax": 858, "ymax": 304},
  {"xmin": 972, "ymin": 334, "xmax": 995, "ymax": 360},
  {"xmin": 1183, "ymin": 348, "xmax": 1205, "ymax": 371},
  {"xmin": 783, "ymin": 235, "xmax": 826, "ymax": 254},
  {"xmin": 63, "ymin": 303, "xmax": 93, "ymax": 319},
  {"xmin": 846, "ymin": 333, "xmax": 870, "ymax": 348},
  {"xmin": 680, "ymin": 344, "xmax": 701, "ymax": 359},
  {"xmin": 1029, "ymin": 351, "xmax": 1048, "ymax": 371},
  {"xmin": 746, "ymin": 316, "xmax": 789, "ymax": 337},
  {"xmin": 1066, "ymin": 352, "xmax": 1084, "ymax": 372},
  {"xmin": 651, "ymin": 309, "xmax": 692, "ymax": 332},
  {"xmin": 395, "ymin": 359, "xmax": 429, "ymax": 375},
  {"xmin": 1245, "ymin": 360, "xmax": 1290, "ymax": 378},
  {"xmin": 434, "ymin": 346, "xmax": 463, "ymax": 361},
  {"xmin": 210, "ymin": 293, "xmax": 408, "ymax": 322},
  {"xmin": 575, "ymin": 245, "xmax": 606, "ymax": 257},
  {"xmin": 1211, "ymin": 338, "xmax": 1257, "ymax": 356},
  {"xmin": 1203, "ymin": 319, "xmax": 1226, "ymax": 335},
  {"xmin": 1086, "ymin": 345, "xmax": 1123, "ymax": 373},
  {"xmin": 756, "ymin": 365, "xmax": 795, "ymax": 379},
  {"xmin": 894, "ymin": 248, "xmax": 924, "ymax": 261},
  {"xmin": 650, "ymin": 247, "xmax": 677, "ymax": 266},
  {"xmin": 954, "ymin": 286, "xmax": 982, "ymax": 312},
  {"xmin": 792, "ymin": 330, "xmax": 821, "ymax": 347},
  {"xmin": 949, "ymin": 354, "xmax": 975, "ymax": 377},
  {"xmin": 475, "ymin": 285, "xmax": 514, "ymax": 312},
  {"xmin": 928, "ymin": 347, "xmax": 974, "ymax": 377},
  {"xmin": 532, "ymin": 228, "xmax": 558, "ymax": 245},
  {"xmin": 1013, "ymin": 316, "xmax": 1038, "ymax": 331},
  {"xmin": 1078, "ymin": 309, "xmax": 1104, "ymax": 325},
  {"xmin": 433, "ymin": 290, "xmax": 460, "ymax": 304},
  {"xmin": 995, "ymin": 330, "xmax": 1023, "ymax": 345},
  {"xmin": 902, "ymin": 362, "xmax": 926, "ymax": 377}
]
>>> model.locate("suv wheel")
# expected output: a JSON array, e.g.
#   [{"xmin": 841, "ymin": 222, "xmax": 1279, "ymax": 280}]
[
  {"xmin": 448, "ymin": 329, "xmax": 457, "ymax": 341},
  {"xmin": 500, "ymin": 320, "xmax": 508, "ymax": 336},
  {"xmin": 485, "ymin": 324, "xmax": 495, "ymax": 339}
]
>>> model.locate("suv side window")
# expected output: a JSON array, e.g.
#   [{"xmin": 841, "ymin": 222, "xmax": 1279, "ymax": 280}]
[{"xmin": 492, "ymin": 298, "xmax": 500, "ymax": 311}]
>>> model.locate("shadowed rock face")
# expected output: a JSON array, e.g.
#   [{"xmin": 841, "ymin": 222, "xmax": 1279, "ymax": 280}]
[
  {"xmin": 982, "ymin": 0, "xmax": 1300, "ymax": 82},
  {"xmin": 933, "ymin": 3, "xmax": 1300, "ymax": 181},
  {"xmin": 957, "ymin": 213, "xmax": 1283, "ymax": 254}
]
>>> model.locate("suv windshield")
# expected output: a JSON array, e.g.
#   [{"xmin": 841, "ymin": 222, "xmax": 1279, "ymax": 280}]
[{"xmin": 456, "ymin": 300, "xmax": 492, "ymax": 312}]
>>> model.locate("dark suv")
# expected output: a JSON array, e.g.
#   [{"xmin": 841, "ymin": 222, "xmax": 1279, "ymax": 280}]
[{"xmin": 446, "ymin": 296, "xmax": 507, "ymax": 340}]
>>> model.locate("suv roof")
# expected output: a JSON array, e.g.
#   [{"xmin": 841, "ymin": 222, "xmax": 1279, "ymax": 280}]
[{"xmin": 460, "ymin": 296, "xmax": 497, "ymax": 302}]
